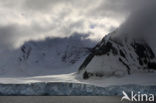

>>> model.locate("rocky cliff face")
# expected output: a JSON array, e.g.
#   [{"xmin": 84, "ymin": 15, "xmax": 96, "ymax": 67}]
[{"xmin": 78, "ymin": 31, "xmax": 156, "ymax": 79}]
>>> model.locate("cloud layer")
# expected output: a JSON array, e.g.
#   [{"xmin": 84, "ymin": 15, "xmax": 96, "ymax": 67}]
[
  {"xmin": 0, "ymin": 0, "xmax": 125, "ymax": 50},
  {"xmin": 0, "ymin": 0, "xmax": 155, "ymax": 50}
]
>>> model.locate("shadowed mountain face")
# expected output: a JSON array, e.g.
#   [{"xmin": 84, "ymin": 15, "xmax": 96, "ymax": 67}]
[
  {"xmin": 0, "ymin": 33, "xmax": 96, "ymax": 77},
  {"xmin": 18, "ymin": 33, "xmax": 94, "ymax": 66},
  {"xmin": 78, "ymin": 31, "xmax": 156, "ymax": 79}
]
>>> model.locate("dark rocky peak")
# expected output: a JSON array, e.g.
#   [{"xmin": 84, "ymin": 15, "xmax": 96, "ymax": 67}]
[
  {"xmin": 78, "ymin": 31, "xmax": 156, "ymax": 79},
  {"xmin": 18, "ymin": 43, "xmax": 32, "ymax": 62}
]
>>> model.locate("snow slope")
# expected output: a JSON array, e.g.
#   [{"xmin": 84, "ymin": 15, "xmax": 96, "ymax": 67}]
[
  {"xmin": 0, "ymin": 72, "xmax": 156, "ymax": 87},
  {"xmin": 0, "ymin": 33, "xmax": 96, "ymax": 77}
]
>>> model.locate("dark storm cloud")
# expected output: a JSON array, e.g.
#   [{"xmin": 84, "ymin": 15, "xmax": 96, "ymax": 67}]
[
  {"xmin": 119, "ymin": 0, "xmax": 156, "ymax": 36},
  {"xmin": 113, "ymin": 0, "xmax": 156, "ymax": 52}
]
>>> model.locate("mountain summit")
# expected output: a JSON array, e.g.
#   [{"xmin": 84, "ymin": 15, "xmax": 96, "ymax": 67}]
[{"xmin": 78, "ymin": 30, "xmax": 156, "ymax": 79}]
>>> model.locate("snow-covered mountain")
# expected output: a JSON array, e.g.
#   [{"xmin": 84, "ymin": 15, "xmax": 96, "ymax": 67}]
[
  {"xmin": 0, "ymin": 33, "xmax": 96, "ymax": 77},
  {"xmin": 78, "ymin": 30, "xmax": 156, "ymax": 79}
]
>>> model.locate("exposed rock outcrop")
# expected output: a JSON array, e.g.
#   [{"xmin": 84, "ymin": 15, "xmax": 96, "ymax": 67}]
[{"xmin": 78, "ymin": 31, "xmax": 156, "ymax": 79}]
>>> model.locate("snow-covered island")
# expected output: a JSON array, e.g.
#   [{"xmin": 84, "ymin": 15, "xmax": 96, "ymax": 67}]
[{"xmin": 0, "ymin": 31, "xmax": 156, "ymax": 96}]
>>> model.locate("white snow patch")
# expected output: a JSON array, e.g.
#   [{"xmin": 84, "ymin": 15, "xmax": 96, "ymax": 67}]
[{"xmin": 85, "ymin": 55, "xmax": 127, "ymax": 77}]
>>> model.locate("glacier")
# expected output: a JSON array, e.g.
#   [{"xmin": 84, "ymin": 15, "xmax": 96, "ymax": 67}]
[{"xmin": 0, "ymin": 82, "xmax": 155, "ymax": 96}]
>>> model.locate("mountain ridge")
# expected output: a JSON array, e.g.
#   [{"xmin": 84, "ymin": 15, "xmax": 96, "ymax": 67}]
[{"xmin": 78, "ymin": 31, "xmax": 156, "ymax": 79}]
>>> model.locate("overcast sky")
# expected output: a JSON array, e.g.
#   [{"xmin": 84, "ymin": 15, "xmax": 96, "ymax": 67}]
[{"xmin": 0, "ymin": 0, "xmax": 155, "ymax": 50}]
